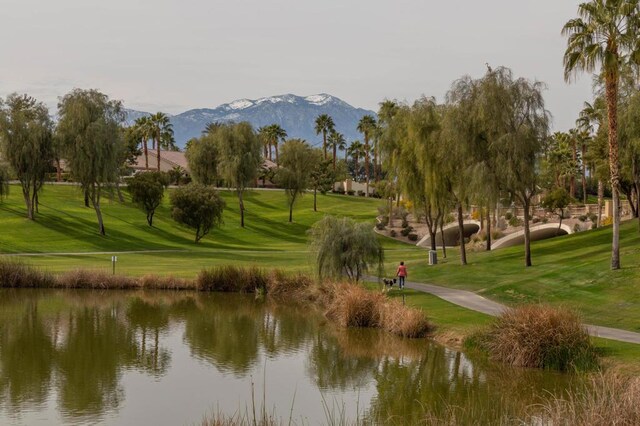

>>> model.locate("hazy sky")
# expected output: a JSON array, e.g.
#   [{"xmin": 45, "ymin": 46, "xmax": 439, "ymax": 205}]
[{"xmin": 0, "ymin": 0, "xmax": 592, "ymax": 131}]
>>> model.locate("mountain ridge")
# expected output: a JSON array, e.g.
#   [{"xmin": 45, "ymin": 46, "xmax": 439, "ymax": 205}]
[{"xmin": 125, "ymin": 93, "xmax": 376, "ymax": 149}]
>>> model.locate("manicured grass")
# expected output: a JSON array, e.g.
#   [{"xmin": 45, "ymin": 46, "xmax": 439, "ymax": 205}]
[
  {"xmin": 0, "ymin": 184, "xmax": 417, "ymax": 275},
  {"xmin": 394, "ymin": 219, "xmax": 640, "ymax": 332}
]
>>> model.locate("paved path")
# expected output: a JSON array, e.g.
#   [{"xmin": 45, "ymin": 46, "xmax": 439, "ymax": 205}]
[{"xmin": 398, "ymin": 278, "xmax": 640, "ymax": 345}]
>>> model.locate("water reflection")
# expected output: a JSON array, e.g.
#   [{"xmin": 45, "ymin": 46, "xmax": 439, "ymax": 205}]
[{"xmin": 0, "ymin": 289, "xmax": 572, "ymax": 424}]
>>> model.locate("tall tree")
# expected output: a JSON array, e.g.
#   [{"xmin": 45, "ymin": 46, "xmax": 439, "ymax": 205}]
[
  {"xmin": 185, "ymin": 133, "xmax": 218, "ymax": 185},
  {"xmin": 148, "ymin": 112, "xmax": 174, "ymax": 171},
  {"xmin": 57, "ymin": 89, "xmax": 124, "ymax": 235},
  {"xmin": 0, "ymin": 94, "xmax": 53, "ymax": 220},
  {"xmin": 314, "ymin": 114, "xmax": 335, "ymax": 159},
  {"xmin": 277, "ymin": 139, "xmax": 314, "ymax": 222},
  {"xmin": 170, "ymin": 184, "xmax": 225, "ymax": 243},
  {"xmin": 266, "ymin": 124, "xmax": 287, "ymax": 165},
  {"xmin": 357, "ymin": 115, "xmax": 377, "ymax": 197},
  {"xmin": 134, "ymin": 116, "xmax": 151, "ymax": 170},
  {"xmin": 328, "ymin": 130, "xmax": 346, "ymax": 170},
  {"xmin": 309, "ymin": 150, "xmax": 335, "ymax": 212},
  {"xmin": 347, "ymin": 140, "xmax": 364, "ymax": 181},
  {"xmin": 0, "ymin": 162, "xmax": 9, "ymax": 201},
  {"xmin": 215, "ymin": 122, "xmax": 262, "ymax": 227},
  {"xmin": 563, "ymin": 0, "xmax": 640, "ymax": 269}
]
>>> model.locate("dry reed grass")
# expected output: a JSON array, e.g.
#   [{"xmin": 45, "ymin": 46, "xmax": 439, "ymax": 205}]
[
  {"xmin": 472, "ymin": 304, "xmax": 599, "ymax": 371},
  {"xmin": 57, "ymin": 269, "xmax": 138, "ymax": 289},
  {"xmin": 0, "ymin": 260, "xmax": 55, "ymax": 288},
  {"xmin": 196, "ymin": 265, "xmax": 268, "ymax": 293},
  {"xmin": 537, "ymin": 372, "xmax": 640, "ymax": 425}
]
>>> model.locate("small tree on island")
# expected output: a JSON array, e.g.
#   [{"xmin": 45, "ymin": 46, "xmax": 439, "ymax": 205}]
[
  {"xmin": 127, "ymin": 172, "xmax": 166, "ymax": 226},
  {"xmin": 277, "ymin": 139, "xmax": 314, "ymax": 222},
  {"xmin": 541, "ymin": 187, "xmax": 572, "ymax": 235},
  {"xmin": 309, "ymin": 216, "xmax": 384, "ymax": 282},
  {"xmin": 170, "ymin": 184, "xmax": 225, "ymax": 243}
]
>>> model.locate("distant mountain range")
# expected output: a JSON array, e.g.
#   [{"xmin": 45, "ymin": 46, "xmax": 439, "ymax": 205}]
[{"xmin": 125, "ymin": 94, "xmax": 376, "ymax": 149}]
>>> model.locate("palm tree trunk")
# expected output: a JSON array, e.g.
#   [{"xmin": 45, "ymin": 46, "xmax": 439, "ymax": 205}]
[
  {"xmin": 144, "ymin": 142, "xmax": 149, "ymax": 170},
  {"xmin": 457, "ymin": 203, "xmax": 467, "ymax": 265},
  {"xmin": 374, "ymin": 144, "xmax": 378, "ymax": 183},
  {"xmin": 582, "ymin": 144, "xmax": 587, "ymax": 204},
  {"xmin": 275, "ymin": 142, "xmax": 279, "ymax": 165},
  {"xmin": 597, "ymin": 179, "xmax": 603, "ymax": 228},
  {"xmin": 364, "ymin": 138, "xmax": 370, "ymax": 197},
  {"xmin": 323, "ymin": 131, "xmax": 327, "ymax": 159},
  {"xmin": 333, "ymin": 145, "xmax": 337, "ymax": 170},
  {"xmin": 605, "ymin": 72, "xmax": 621, "ymax": 270},
  {"xmin": 570, "ymin": 140, "xmax": 576, "ymax": 198},
  {"xmin": 157, "ymin": 140, "xmax": 161, "ymax": 171},
  {"xmin": 354, "ymin": 155, "xmax": 359, "ymax": 182}
]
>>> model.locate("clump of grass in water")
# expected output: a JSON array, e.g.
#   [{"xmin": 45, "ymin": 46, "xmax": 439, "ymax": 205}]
[
  {"xmin": 467, "ymin": 304, "xmax": 599, "ymax": 371},
  {"xmin": 0, "ymin": 260, "xmax": 55, "ymax": 288},
  {"xmin": 536, "ymin": 372, "xmax": 640, "ymax": 425},
  {"xmin": 197, "ymin": 265, "xmax": 268, "ymax": 293}
]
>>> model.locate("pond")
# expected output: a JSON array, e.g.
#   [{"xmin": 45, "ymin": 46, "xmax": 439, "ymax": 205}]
[{"xmin": 0, "ymin": 289, "xmax": 572, "ymax": 425}]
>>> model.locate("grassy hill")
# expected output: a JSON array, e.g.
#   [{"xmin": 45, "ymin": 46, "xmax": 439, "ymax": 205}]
[{"xmin": 0, "ymin": 184, "xmax": 418, "ymax": 275}]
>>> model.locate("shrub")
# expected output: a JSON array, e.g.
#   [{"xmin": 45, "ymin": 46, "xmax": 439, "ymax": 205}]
[
  {"xmin": 490, "ymin": 230, "xmax": 504, "ymax": 240},
  {"xmin": 504, "ymin": 212, "xmax": 513, "ymax": 220},
  {"xmin": 470, "ymin": 305, "xmax": 599, "ymax": 371},
  {"xmin": 531, "ymin": 216, "xmax": 541, "ymax": 224},
  {"xmin": 578, "ymin": 214, "xmax": 588, "ymax": 222},
  {"xmin": 587, "ymin": 212, "xmax": 598, "ymax": 222},
  {"xmin": 196, "ymin": 265, "xmax": 268, "ymax": 293},
  {"xmin": 346, "ymin": 189, "xmax": 355, "ymax": 195},
  {"xmin": 389, "ymin": 230, "xmax": 397, "ymax": 237},
  {"xmin": 542, "ymin": 217, "xmax": 549, "ymax": 224},
  {"xmin": 574, "ymin": 223, "xmax": 582, "ymax": 233},
  {"xmin": 407, "ymin": 233, "xmax": 418, "ymax": 241},
  {"xmin": 508, "ymin": 216, "xmax": 522, "ymax": 227},
  {"xmin": 375, "ymin": 221, "xmax": 386, "ymax": 230},
  {"xmin": 357, "ymin": 190, "xmax": 365, "ymax": 196},
  {"xmin": 401, "ymin": 219, "xmax": 409, "ymax": 228},
  {"xmin": 170, "ymin": 183, "xmax": 226, "ymax": 243},
  {"xmin": 401, "ymin": 226, "xmax": 413, "ymax": 237},
  {"xmin": 470, "ymin": 210, "xmax": 480, "ymax": 220},
  {"xmin": 602, "ymin": 216, "xmax": 613, "ymax": 226},
  {"xmin": 0, "ymin": 260, "xmax": 55, "ymax": 288},
  {"xmin": 377, "ymin": 205, "xmax": 389, "ymax": 217}
]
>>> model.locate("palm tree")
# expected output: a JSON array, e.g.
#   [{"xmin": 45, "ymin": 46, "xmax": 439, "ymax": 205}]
[
  {"xmin": 134, "ymin": 116, "xmax": 152, "ymax": 170},
  {"xmin": 265, "ymin": 124, "xmax": 287, "ymax": 164},
  {"xmin": 357, "ymin": 115, "xmax": 377, "ymax": 197},
  {"xmin": 149, "ymin": 112, "xmax": 173, "ymax": 171},
  {"xmin": 347, "ymin": 140, "xmax": 364, "ymax": 181},
  {"xmin": 563, "ymin": 0, "xmax": 640, "ymax": 270},
  {"xmin": 328, "ymin": 130, "xmax": 346, "ymax": 170},
  {"xmin": 203, "ymin": 121, "xmax": 224, "ymax": 135},
  {"xmin": 314, "ymin": 114, "xmax": 335, "ymax": 159}
]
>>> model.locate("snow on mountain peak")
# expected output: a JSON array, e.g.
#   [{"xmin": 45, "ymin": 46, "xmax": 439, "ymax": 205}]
[
  {"xmin": 304, "ymin": 94, "xmax": 332, "ymax": 105},
  {"xmin": 227, "ymin": 99, "xmax": 253, "ymax": 110}
]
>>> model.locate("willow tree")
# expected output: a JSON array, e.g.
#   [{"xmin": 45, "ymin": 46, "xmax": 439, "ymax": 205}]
[
  {"xmin": 215, "ymin": 122, "xmax": 262, "ymax": 227},
  {"xmin": 563, "ymin": 0, "xmax": 640, "ymax": 269},
  {"xmin": 480, "ymin": 68, "xmax": 550, "ymax": 267},
  {"xmin": 57, "ymin": 89, "xmax": 124, "ymax": 235},
  {"xmin": 314, "ymin": 114, "xmax": 335, "ymax": 159},
  {"xmin": 0, "ymin": 94, "xmax": 54, "ymax": 220},
  {"xmin": 277, "ymin": 139, "xmax": 314, "ymax": 222},
  {"xmin": 185, "ymin": 133, "xmax": 218, "ymax": 185},
  {"xmin": 357, "ymin": 115, "xmax": 377, "ymax": 197},
  {"xmin": 309, "ymin": 215, "xmax": 383, "ymax": 282}
]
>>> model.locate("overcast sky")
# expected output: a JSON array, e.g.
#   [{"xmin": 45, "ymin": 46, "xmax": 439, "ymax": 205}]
[{"xmin": 0, "ymin": 0, "xmax": 592, "ymax": 131}]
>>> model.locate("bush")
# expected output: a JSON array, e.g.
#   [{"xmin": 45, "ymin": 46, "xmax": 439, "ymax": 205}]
[
  {"xmin": 196, "ymin": 265, "xmax": 268, "ymax": 293},
  {"xmin": 407, "ymin": 233, "xmax": 418, "ymax": 241},
  {"xmin": 531, "ymin": 216, "xmax": 541, "ymax": 224},
  {"xmin": 170, "ymin": 183, "xmax": 226, "ymax": 243},
  {"xmin": 357, "ymin": 190, "xmax": 365, "ymax": 197},
  {"xmin": 389, "ymin": 230, "xmax": 397, "ymax": 237},
  {"xmin": 490, "ymin": 230, "xmax": 504, "ymax": 240},
  {"xmin": 508, "ymin": 216, "xmax": 522, "ymax": 227},
  {"xmin": 127, "ymin": 172, "xmax": 166, "ymax": 226},
  {"xmin": 542, "ymin": 217, "xmax": 549, "ymax": 224},
  {"xmin": 375, "ymin": 221, "xmax": 386, "ymax": 230},
  {"xmin": 346, "ymin": 189, "xmax": 355, "ymax": 195},
  {"xmin": 470, "ymin": 305, "xmax": 599, "ymax": 371},
  {"xmin": 602, "ymin": 216, "xmax": 613, "ymax": 226},
  {"xmin": 504, "ymin": 212, "xmax": 513, "ymax": 220},
  {"xmin": 578, "ymin": 214, "xmax": 588, "ymax": 222},
  {"xmin": 574, "ymin": 223, "xmax": 582, "ymax": 233},
  {"xmin": 400, "ymin": 226, "xmax": 413, "ymax": 237},
  {"xmin": 587, "ymin": 212, "xmax": 598, "ymax": 222}
]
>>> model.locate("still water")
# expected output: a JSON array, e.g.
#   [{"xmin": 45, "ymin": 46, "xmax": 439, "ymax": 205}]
[{"xmin": 0, "ymin": 289, "xmax": 571, "ymax": 425}]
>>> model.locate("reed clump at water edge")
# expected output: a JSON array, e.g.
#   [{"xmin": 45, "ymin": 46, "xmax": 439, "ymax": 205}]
[
  {"xmin": 0, "ymin": 260, "xmax": 431, "ymax": 338},
  {"xmin": 466, "ymin": 304, "xmax": 600, "ymax": 372}
]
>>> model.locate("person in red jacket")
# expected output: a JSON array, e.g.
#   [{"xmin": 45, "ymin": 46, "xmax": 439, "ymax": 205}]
[{"xmin": 396, "ymin": 261, "xmax": 407, "ymax": 289}]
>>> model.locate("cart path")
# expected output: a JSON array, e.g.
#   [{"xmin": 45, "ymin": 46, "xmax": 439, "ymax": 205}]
[{"xmin": 399, "ymin": 278, "xmax": 640, "ymax": 345}]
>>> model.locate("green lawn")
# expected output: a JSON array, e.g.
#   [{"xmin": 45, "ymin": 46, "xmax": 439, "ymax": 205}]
[{"xmin": 0, "ymin": 184, "xmax": 418, "ymax": 275}]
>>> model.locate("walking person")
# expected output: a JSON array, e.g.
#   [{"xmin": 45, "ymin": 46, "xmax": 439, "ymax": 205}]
[{"xmin": 396, "ymin": 261, "xmax": 407, "ymax": 289}]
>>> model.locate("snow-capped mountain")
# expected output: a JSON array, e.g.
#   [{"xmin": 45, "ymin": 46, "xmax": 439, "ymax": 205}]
[{"xmin": 126, "ymin": 94, "xmax": 375, "ymax": 149}]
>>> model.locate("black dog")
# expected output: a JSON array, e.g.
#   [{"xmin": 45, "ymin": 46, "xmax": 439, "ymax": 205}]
[{"xmin": 383, "ymin": 278, "xmax": 397, "ymax": 289}]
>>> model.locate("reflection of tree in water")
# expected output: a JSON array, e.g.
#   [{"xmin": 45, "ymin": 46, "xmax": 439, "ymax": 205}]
[
  {"xmin": 0, "ymin": 302, "xmax": 55, "ymax": 411},
  {"xmin": 183, "ymin": 294, "xmax": 262, "ymax": 376},
  {"xmin": 259, "ymin": 303, "xmax": 316, "ymax": 357},
  {"xmin": 55, "ymin": 304, "xmax": 140, "ymax": 418},
  {"xmin": 126, "ymin": 297, "xmax": 171, "ymax": 376}
]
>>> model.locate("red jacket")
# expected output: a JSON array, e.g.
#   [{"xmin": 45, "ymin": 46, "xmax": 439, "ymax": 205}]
[{"xmin": 396, "ymin": 265, "xmax": 407, "ymax": 277}]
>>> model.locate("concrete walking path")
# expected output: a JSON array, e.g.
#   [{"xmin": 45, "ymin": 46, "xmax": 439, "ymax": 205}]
[{"xmin": 399, "ymin": 278, "xmax": 640, "ymax": 345}]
